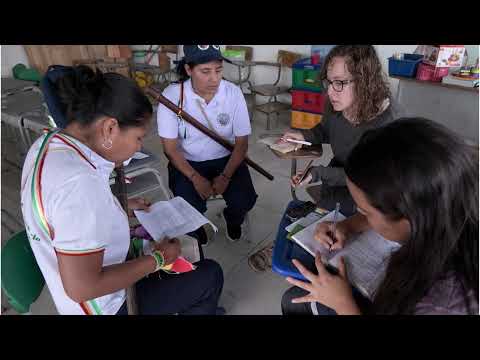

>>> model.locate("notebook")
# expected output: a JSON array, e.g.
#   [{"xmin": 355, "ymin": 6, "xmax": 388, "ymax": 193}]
[{"xmin": 291, "ymin": 211, "xmax": 401, "ymax": 299}]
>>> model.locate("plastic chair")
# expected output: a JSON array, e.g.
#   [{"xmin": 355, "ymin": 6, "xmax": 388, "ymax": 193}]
[
  {"xmin": 249, "ymin": 50, "xmax": 303, "ymax": 130},
  {"xmin": 1, "ymin": 230, "xmax": 45, "ymax": 314}
]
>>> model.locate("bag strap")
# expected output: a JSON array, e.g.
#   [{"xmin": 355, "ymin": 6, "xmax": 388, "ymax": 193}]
[{"xmin": 195, "ymin": 99, "xmax": 225, "ymax": 141}]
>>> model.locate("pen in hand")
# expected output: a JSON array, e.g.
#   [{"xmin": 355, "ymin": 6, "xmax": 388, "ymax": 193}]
[
  {"xmin": 280, "ymin": 137, "xmax": 312, "ymax": 146},
  {"xmin": 329, "ymin": 202, "xmax": 340, "ymax": 252}
]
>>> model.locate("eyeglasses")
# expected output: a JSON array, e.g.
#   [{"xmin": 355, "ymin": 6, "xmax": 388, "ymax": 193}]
[
  {"xmin": 198, "ymin": 45, "xmax": 220, "ymax": 51},
  {"xmin": 322, "ymin": 78, "xmax": 354, "ymax": 92}
]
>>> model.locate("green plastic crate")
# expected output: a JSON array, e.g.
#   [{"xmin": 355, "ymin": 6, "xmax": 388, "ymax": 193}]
[{"xmin": 292, "ymin": 58, "xmax": 324, "ymax": 92}]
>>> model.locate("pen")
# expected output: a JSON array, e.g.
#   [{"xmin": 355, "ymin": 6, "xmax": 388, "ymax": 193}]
[
  {"xmin": 330, "ymin": 202, "xmax": 340, "ymax": 252},
  {"xmin": 296, "ymin": 160, "xmax": 314, "ymax": 186},
  {"xmin": 282, "ymin": 138, "xmax": 312, "ymax": 146}
]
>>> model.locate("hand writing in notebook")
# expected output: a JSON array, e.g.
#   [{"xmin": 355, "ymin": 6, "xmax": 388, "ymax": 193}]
[
  {"xmin": 314, "ymin": 220, "xmax": 349, "ymax": 251},
  {"xmin": 286, "ymin": 253, "xmax": 361, "ymax": 315}
]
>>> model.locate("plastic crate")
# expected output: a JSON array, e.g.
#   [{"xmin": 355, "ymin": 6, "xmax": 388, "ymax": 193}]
[
  {"xmin": 388, "ymin": 54, "xmax": 424, "ymax": 77},
  {"xmin": 416, "ymin": 62, "xmax": 449, "ymax": 82},
  {"xmin": 291, "ymin": 89, "xmax": 326, "ymax": 114},
  {"xmin": 292, "ymin": 58, "xmax": 324, "ymax": 92},
  {"xmin": 291, "ymin": 110, "xmax": 322, "ymax": 129}
]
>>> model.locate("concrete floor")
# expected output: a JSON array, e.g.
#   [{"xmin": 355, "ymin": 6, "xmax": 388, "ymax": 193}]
[{"xmin": 1, "ymin": 109, "xmax": 333, "ymax": 315}]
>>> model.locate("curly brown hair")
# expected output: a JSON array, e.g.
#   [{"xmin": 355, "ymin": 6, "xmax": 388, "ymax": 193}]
[{"xmin": 320, "ymin": 45, "xmax": 391, "ymax": 124}]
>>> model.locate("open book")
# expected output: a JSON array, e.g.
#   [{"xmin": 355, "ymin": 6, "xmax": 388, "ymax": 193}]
[
  {"xmin": 134, "ymin": 196, "xmax": 218, "ymax": 240},
  {"xmin": 258, "ymin": 135, "xmax": 298, "ymax": 154},
  {"xmin": 291, "ymin": 211, "xmax": 401, "ymax": 300}
]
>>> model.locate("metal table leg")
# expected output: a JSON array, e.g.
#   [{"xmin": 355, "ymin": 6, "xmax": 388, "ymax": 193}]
[{"xmin": 291, "ymin": 158, "xmax": 297, "ymax": 201}]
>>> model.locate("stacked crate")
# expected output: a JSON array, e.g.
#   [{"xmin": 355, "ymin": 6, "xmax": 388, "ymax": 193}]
[{"xmin": 290, "ymin": 58, "xmax": 326, "ymax": 129}]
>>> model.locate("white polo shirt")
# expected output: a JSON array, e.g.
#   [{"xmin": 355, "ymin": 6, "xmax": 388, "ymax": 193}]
[
  {"xmin": 20, "ymin": 133, "xmax": 129, "ymax": 315},
  {"xmin": 157, "ymin": 79, "xmax": 251, "ymax": 162}
]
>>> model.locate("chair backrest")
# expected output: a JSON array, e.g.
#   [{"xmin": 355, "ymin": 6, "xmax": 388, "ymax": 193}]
[
  {"xmin": 40, "ymin": 65, "xmax": 75, "ymax": 129},
  {"xmin": 1, "ymin": 230, "xmax": 45, "ymax": 314},
  {"xmin": 277, "ymin": 50, "xmax": 303, "ymax": 68}
]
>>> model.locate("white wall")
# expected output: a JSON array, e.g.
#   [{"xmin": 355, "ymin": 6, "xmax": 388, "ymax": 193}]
[
  {"xmin": 374, "ymin": 45, "xmax": 418, "ymax": 97},
  {"xmin": 5, "ymin": 44, "xmax": 472, "ymax": 100},
  {"xmin": 1, "ymin": 45, "xmax": 30, "ymax": 77}
]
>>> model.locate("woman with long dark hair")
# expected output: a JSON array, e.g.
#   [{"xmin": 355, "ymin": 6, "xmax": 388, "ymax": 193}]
[
  {"xmin": 282, "ymin": 118, "xmax": 478, "ymax": 315},
  {"xmin": 20, "ymin": 65, "xmax": 224, "ymax": 315}
]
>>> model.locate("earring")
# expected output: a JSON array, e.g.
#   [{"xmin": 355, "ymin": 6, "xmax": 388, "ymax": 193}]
[{"xmin": 102, "ymin": 139, "xmax": 113, "ymax": 150}]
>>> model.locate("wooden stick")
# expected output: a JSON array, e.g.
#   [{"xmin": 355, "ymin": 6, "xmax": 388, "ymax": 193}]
[
  {"xmin": 112, "ymin": 164, "xmax": 138, "ymax": 315},
  {"xmin": 145, "ymin": 86, "xmax": 274, "ymax": 181}
]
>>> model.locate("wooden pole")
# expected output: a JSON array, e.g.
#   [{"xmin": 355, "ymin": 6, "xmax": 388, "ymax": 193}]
[
  {"xmin": 112, "ymin": 164, "xmax": 138, "ymax": 315},
  {"xmin": 145, "ymin": 86, "xmax": 274, "ymax": 181}
]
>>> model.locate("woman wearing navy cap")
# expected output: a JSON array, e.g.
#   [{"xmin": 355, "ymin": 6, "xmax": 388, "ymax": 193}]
[{"xmin": 157, "ymin": 45, "xmax": 258, "ymax": 245}]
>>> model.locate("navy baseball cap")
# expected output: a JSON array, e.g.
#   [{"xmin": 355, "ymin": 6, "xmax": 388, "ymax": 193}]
[{"xmin": 183, "ymin": 45, "xmax": 232, "ymax": 64}]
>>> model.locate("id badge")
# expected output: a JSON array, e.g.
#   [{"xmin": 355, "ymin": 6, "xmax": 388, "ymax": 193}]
[{"xmin": 178, "ymin": 118, "xmax": 187, "ymax": 139}]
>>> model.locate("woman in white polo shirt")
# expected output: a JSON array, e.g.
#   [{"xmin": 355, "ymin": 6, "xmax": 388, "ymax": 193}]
[
  {"xmin": 157, "ymin": 45, "xmax": 258, "ymax": 244},
  {"xmin": 20, "ymin": 65, "xmax": 223, "ymax": 315}
]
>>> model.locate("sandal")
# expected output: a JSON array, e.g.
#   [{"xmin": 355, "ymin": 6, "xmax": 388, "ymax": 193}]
[{"xmin": 248, "ymin": 244, "xmax": 274, "ymax": 272}]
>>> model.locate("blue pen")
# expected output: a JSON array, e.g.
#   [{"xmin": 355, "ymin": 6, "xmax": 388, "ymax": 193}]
[{"xmin": 329, "ymin": 202, "xmax": 340, "ymax": 252}]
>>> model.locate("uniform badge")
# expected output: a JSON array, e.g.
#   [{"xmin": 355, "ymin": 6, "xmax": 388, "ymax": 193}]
[{"xmin": 217, "ymin": 113, "xmax": 230, "ymax": 126}]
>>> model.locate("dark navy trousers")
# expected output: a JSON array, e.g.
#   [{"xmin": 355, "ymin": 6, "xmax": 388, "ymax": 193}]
[{"xmin": 168, "ymin": 156, "xmax": 258, "ymax": 227}]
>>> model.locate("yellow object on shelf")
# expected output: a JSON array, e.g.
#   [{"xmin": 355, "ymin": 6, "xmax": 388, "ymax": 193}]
[
  {"xmin": 134, "ymin": 71, "xmax": 153, "ymax": 88},
  {"xmin": 291, "ymin": 110, "xmax": 323, "ymax": 129}
]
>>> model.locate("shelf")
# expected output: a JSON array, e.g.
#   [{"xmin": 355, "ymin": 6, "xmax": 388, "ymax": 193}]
[{"xmin": 390, "ymin": 75, "xmax": 478, "ymax": 93}]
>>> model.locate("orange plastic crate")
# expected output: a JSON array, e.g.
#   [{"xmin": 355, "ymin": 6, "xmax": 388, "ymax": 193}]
[{"xmin": 291, "ymin": 110, "xmax": 323, "ymax": 129}]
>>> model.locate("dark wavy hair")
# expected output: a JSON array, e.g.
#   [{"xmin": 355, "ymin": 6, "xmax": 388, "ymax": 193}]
[
  {"xmin": 320, "ymin": 45, "xmax": 391, "ymax": 124},
  {"xmin": 56, "ymin": 65, "xmax": 152, "ymax": 128},
  {"xmin": 345, "ymin": 118, "xmax": 479, "ymax": 314}
]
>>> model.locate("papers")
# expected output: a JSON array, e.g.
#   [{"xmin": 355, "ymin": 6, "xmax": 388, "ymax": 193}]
[
  {"xmin": 258, "ymin": 135, "xmax": 298, "ymax": 154},
  {"xmin": 134, "ymin": 197, "xmax": 218, "ymax": 241},
  {"xmin": 329, "ymin": 230, "xmax": 401, "ymax": 299},
  {"xmin": 285, "ymin": 209, "xmax": 329, "ymax": 233},
  {"xmin": 291, "ymin": 210, "xmax": 401, "ymax": 299},
  {"xmin": 291, "ymin": 211, "xmax": 346, "ymax": 257}
]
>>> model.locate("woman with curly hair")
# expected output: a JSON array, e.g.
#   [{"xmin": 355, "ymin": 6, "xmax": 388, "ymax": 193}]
[
  {"xmin": 249, "ymin": 45, "xmax": 403, "ymax": 272},
  {"xmin": 285, "ymin": 45, "xmax": 404, "ymax": 215}
]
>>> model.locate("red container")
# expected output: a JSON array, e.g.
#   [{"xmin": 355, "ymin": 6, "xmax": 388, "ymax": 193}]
[
  {"xmin": 416, "ymin": 62, "xmax": 449, "ymax": 82},
  {"xmin": 291, "ymin": 90, "xmax": 326, "ymax": 114}
]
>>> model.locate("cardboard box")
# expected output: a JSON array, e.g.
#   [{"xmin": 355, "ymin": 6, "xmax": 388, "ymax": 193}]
[{"xmin": 423, "ymin": 45, "xmax": 465, "ymax": 68}]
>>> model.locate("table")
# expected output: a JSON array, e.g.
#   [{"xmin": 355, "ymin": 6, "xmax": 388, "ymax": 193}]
[
  {"xmin": 391, "ymin": 75, "xmax": 479, "ymax": 144},
  {"xmin": 259, "ymin": 134, "xmax": 323, "ymax": 201}
]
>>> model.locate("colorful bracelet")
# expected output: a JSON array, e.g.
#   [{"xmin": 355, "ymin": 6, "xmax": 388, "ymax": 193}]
[
  {"xmin": 221, "ymin": 173, "xmax": 231, "ymax": 181},
  {"xmin": 151, "ymin": 250, "xmax": 165, "ymax": 272}
]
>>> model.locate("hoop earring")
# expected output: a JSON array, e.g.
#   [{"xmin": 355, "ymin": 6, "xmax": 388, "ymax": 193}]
[{"xmin": 102, "ymin": 139, "xmax": 113, "ymax": 150}]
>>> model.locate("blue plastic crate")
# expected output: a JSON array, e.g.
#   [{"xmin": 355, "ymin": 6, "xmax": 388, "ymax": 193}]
[
  {"xmin": 388, "ymin": 54, "xmax": 424, "ymax": 77},
  {"xmin": 292, "ymin": 57, "xmax": 323, "ymax": 70}
]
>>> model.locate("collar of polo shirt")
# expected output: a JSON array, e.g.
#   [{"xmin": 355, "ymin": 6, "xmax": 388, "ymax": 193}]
[
  {"xmin": 184, "ymin": 79, "xmax": 226, "ymax": 107},
  {"xmin": 55, "ymin": 134, "xmax": 116, "ymax": 181}
]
